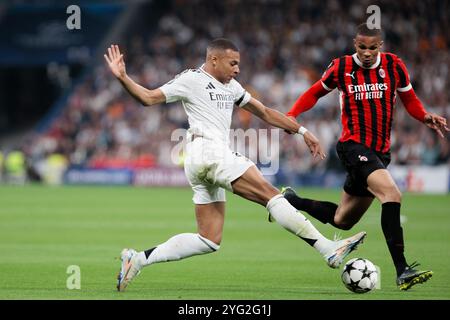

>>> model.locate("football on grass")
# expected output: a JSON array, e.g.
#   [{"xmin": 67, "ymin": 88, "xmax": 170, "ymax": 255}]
[{"xmin": 341, "ymin": 258, "xmax": 378, "ymax": 293}]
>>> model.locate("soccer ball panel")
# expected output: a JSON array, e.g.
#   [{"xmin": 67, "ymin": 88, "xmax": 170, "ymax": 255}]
[
  {"xmin": 349, "ymin": 269, "xmax": 364, "ymax": 281},
  {"xmin": 342, "ymin": 272, "xmax": 351, "ymax": 284},
  {"xmin": 364, "ymin": 259, "xmax": 377, "ymax": 272},
  {"xmin": 352, "ymin": 259, "xmax": 366, "ymax": 270},
  {"xmin": 369, "ymin": 271, "xmax": 378, "ymax": 284},
  {"xmin": 358, "ymin": 277, "xmax": 373, "ymax": 290}
]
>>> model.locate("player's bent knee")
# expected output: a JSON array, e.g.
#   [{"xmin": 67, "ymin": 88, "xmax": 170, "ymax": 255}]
[
  {"xmin": 380, "ymin": 187, "xmax": 402, "ymax": 203},
  {"xmin": 337, "ymin": 222, "xmax": 354, "ymax": 231},
  {"xmin": 333, "ymin": 218, "xmax": 355, "ymax": 231},
  {"xmin": 393, "ymin": 189, "xmax": 402, "ymax": 202},
  {"xmin": 374, "ymin": 185, "xmax": 402, "ymax": 203}
]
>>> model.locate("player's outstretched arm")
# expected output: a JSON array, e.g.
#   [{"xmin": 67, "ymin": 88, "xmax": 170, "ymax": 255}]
[
  {"xmin": 287, "ymin": 80, "xmax": 330, "ymax": 118},
  {"xmin": 242, "ymin": 98, "xmax": 326, "ymax": 159},
  {"xmin": 104, "ymin": 44, "xmax": 165, "ymax": 106}
]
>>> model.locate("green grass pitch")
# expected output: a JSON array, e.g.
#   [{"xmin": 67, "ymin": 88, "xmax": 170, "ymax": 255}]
[{"xmin": 0, "ymin": 185, "xmax": 449, "ymax": 300}]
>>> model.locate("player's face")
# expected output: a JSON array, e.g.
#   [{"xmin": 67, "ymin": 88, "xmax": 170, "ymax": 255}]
[
  {"xmin": 215, "ymin": 49, "xmax": 240, "ymax": 83},
  {"xmin": 354, "ymin": 35, "xmax": 383, "ymax": 68}
]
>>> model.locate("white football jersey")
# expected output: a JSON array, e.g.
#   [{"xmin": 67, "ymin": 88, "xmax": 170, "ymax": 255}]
[{"xmin": 159, "ymin": 66, "xmax": 251, "ymax": 144}]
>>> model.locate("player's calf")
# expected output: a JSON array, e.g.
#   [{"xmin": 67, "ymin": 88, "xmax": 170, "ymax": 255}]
[{"xmin": 281, "ymin": 186, "xmax": 338, "ymax": 226}]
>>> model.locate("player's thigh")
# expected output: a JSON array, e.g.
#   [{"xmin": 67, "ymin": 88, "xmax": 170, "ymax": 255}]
[
  {"xmin": 334, "ymin": 190, "xmax": 374, "ymax": 229},
  {"xmin": 191, "ymin": 182, "xmax": 226, "ymax": 205},
  {"xmin": 337, "ymin": 140, "xmax": 389, "ymax": 194},
  {"xmin": 367, "ymin": 169, "xmax": 402, "ymax": 203},
  {"xmin": 231, "ymin": 165, "xmax": 279, "ymax": 206},
  {"xmin": 195, "ymin": 201, "xmax": 225, "ymax": 245}
]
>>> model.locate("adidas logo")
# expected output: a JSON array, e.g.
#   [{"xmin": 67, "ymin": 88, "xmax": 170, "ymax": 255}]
[{"xmin": 205, "ymin": 82, "xmax": 215, "ymax": 90}]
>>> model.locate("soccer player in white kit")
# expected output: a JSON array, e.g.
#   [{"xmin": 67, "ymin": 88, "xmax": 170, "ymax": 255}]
[{"xmin": 104, "ymin": 39, "xmax": 367, "ymax": 292}]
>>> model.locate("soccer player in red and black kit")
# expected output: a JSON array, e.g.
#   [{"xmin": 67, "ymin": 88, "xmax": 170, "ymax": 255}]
[{"xmin": 282, "ymin": 23, "xmax": 449, "ymax": 290}]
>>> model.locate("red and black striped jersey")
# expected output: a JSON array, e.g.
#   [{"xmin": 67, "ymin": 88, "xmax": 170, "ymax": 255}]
[{"xmin": 321, "ymin": 52, "xmax": 412, "ymax": 153}]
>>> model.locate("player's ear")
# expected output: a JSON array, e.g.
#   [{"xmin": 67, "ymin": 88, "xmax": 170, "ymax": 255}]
[
  {"xmin": 353, "ymin": 38, "xmax": 357, "ymax": 49},
  {"xmin": 379, "ymin": 40, "xmax": 384, "ymax": 49},
  {"xmin": 211, "ymin": 55, "xmax": 218, "ymax": 67}
]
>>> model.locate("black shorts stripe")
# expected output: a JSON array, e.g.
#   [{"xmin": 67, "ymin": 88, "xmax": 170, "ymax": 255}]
[
  {"xmin": 338, "ymin": 57, "xmax": 354, "ymax": 135},
  {"xmin": 363, "ymin": 70, "xmax": 379, "ymax": 150},
  {"xmin": 351, "ymin": 59, "xmax": 366, "ymax": 145}
]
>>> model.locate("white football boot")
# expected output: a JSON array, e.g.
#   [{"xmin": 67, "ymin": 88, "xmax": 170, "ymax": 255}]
[
  {"xmin": 324, "ymin": 231, "xmax": 367, "ymax": 268},
  {"xmin": 117, "ymin": 248, "xmax": 142, "ymax": 292}
]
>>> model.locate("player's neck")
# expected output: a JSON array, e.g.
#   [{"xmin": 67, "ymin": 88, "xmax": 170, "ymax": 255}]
[
  {"xmin": 202, "ymin": 63, "xmax": 225, "ymax": 84},
  {"xmin": 352, "ymin": 52, "xmax": 381, "ymax": 69}
]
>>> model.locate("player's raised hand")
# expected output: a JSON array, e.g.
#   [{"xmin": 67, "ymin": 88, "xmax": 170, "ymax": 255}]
[
  {"xmin": 424, "ymin": 113, "xmax": 449, "ymax": 138},
  {"xmin": 303, "ymin": 131, "xmax": 327, "ymax": 160},
  {"xmin": 104, "ymin": 44, "xmax": 126, "ymax": 79}
]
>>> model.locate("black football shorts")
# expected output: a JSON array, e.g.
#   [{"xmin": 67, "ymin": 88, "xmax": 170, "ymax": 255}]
[{"xmin": 336, "ymin": 140, "xmax": 391, "ymax": 197}]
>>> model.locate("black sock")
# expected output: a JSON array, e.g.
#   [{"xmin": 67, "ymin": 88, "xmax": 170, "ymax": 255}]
[
  {"xmin": 381, "ymin": 202, "xmax": 408, "ymax": 276},
  {"xmin": 284, "ymin": 192, "xmax": 338, "ymax": 227},
  {"xmin": 144, "ymin": 247, "xmax": 156, "ymax": 259}
]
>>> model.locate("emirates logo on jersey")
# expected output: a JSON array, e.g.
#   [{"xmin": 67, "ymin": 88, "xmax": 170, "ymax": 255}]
[
  {"xmin": 348, "ymin": 82, "xmax": 388, "ymax": 93},
  {"xmin": 348, "ymin": 82, "xmax": 388, "ymax": 101},
  {"xmin": 209, "ymin": 92, "xmax": 234, "ymax": 110}
]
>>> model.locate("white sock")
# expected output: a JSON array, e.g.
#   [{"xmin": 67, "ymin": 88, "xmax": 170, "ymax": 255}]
[
  {"xmin": 138, "ymin": 233, "xmax": 220, "ymax": 266},
  {"xmin": 266, "ymin": 194, "xmax": 333, "ymax": 256}
]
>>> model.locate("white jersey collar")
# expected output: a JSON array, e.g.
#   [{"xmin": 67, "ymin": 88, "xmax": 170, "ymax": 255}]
[
  {"xmin": 352, "ymin": 53, "xmax": 381, "ymax": 69},
  {"xmin": 199, "ymin": 64, "xmax": 212, "ymax": 77},
  {"xmin": 199, "ymin": 64, "xmax": 233, "ymax": 86},
  {"xmin": 200, "ymin": 64, "xmax": 221, "ymax": 82}
]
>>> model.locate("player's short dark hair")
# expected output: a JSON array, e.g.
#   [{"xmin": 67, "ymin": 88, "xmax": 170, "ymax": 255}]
[
  {"xmin": 356, "ymin": 23, "xmax": 382, "ymax": 38},
  {"xmin": 207, "ymin": 38, "xmax": 239, "ymax": 52}
]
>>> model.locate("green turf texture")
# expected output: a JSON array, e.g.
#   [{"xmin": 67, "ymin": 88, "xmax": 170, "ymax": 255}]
[{"xmin": 0, "ymin": 185, "xmax": 449, "ymax": 300}]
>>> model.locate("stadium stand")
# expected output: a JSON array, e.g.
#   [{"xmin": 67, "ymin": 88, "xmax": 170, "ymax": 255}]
[{"xmin": 0, "ymin": 0, "xmax": 449, "ymax": 186}]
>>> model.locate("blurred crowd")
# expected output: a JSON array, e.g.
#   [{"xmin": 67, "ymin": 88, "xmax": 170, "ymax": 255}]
[{"xmin": 4, "ymin": 0, "xmax": 449, "ymax": 184}]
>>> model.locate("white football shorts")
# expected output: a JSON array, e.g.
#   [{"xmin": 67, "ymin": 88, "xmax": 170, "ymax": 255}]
[{"xmin": 184, "ymin": 136, "xmax": 255, "ymax": 204}]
